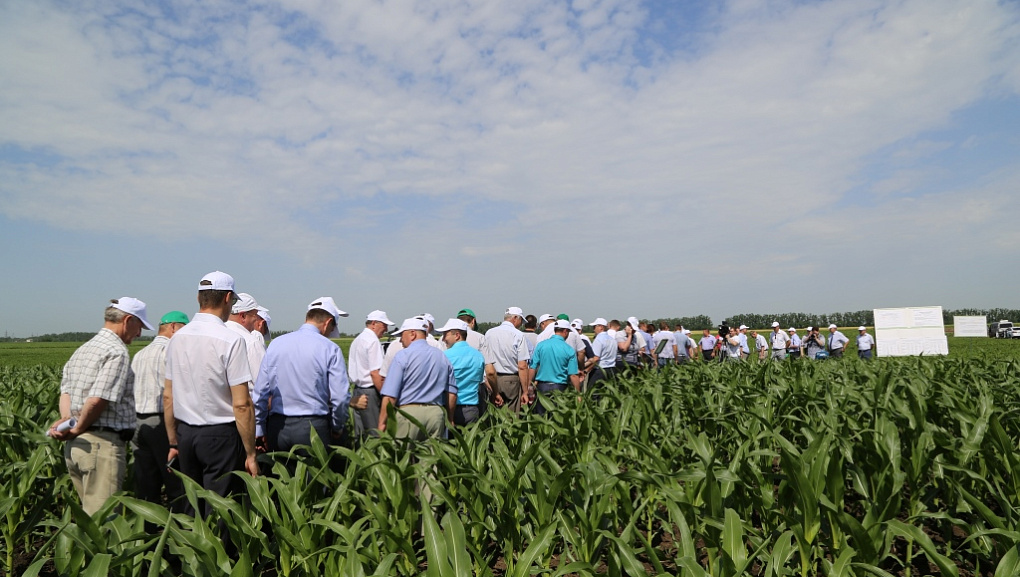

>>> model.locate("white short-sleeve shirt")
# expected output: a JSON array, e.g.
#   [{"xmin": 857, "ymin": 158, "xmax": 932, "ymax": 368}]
[
  {"xmin": 165, "ymin": 313, "xmax": 252, "ymax": 426},
  {"xmin": 349, "ymin": 327, "xmax": 384, "ymax": 388}
]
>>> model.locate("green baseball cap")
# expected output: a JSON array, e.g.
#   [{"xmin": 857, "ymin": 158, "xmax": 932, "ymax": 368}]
[
  {"xmin": 160, "ymin": 311, "xmax": 190, "ymax": 325},
  {"xmin": 556, "ymin": 313, "xmax": 570, "ymax": 321},
  {"xmin": 457, "ymin": 308, "xmax": 476, "ymax": 318}
]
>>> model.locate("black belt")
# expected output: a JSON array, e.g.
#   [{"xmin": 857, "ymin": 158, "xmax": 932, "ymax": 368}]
[
  {"xmin": 136, "ymin": 412, "xmax": 162, "ymax": 419},
  {"xmin": 496, "ymin": 372, "xmax": 518, "ymax": 376},
  {"xmin": 90, "ymin": 426, "xmax": 134, "ymax": 441}
]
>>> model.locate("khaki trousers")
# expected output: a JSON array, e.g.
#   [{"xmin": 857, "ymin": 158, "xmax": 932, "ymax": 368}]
[
  {"xmin": 496, "ymin": 374, "xmax": 523, "ymax": 413},
  {"xmin": 65, "ymin": 430, "xmax": 127, "ymax": 515},
  {"xmin": 395, "ymin": 405, "xmax": 447, "ymax": 440}
]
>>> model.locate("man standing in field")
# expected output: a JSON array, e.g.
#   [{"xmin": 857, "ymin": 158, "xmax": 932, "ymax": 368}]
[
  {"xmin": 738, "ymin": 325, "xmax": 751, "ymax": 360},
  {"xmin": 348, "ymin": 310, "xmax": 394, "ymax": 439},
  {"xmin": 131, "ymin": 311, "xmax": 187, "ymax": 511},
  {"xmin": 225, "ymin": 293, "xmax": 266, "ymax": 397},
  {"xmin": 827, "ymin": 324, "xmax": 850, "ymax": 358},
  {"xmin": 49, "ymin": 297, "xmax": 153, "ymax": 515},
  {"xmin": 483, "ymin": 307, "xmax": 531, "ymax": 413},
  {"xmin": 803, "ymin": 327, "xmax": 826, "ymax": 359},
  {"xmin": 787, "ymin": 328, "xmax": 802, "ymax": 359},
  {"xmin": 438, "ymin": 318, "xmax": 487, "ymax": 426},
  {"xmin": 164, "ymin": 271, "xmax": 258, "ymax": 518},
  {"xmin": 750, "ymin": 330, "xmax": 768, "ymax": 360},
  {"xmin": 770, "ymin": 322, "xmax": 790, "ymax": 360},
  {"xmin": 699, "ymin": 329, "xmax": 717, "ymax": 362},
  {"xmin": 653, "ymin": 322, "xmax": 677, "ymax": 367},
  {"xmin": 255, "ymin": 297, "xmax": 358, "ymax": 453},
  {"xmin": 252, "ymin": 306, "xmax": 271, "ymax": 347},
  {"xmin": 856, "ymin": 326, "xmax": 875, "ymax": 360},
  {"xmin": 588, "ymin": 318, "xmax": 616, "ymax": 387},
  {"xmin": 529, "ymin": 320, "xmax": 581, "ymax": 416},
  {"xmin": 378, "ymin": 318, "xmax": 458, "ymax": 439}
]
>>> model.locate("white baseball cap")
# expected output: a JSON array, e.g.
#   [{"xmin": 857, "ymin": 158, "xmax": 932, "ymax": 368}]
[
  {"xmin": 829, "ymin": 324, "xmax": 838, "ymax": 329},
  {"xmin": 435, "ymin": 318, "xmax": 470, "ymax": 333},
  {"xmin": 806, "ymin": 326, "xmax": 813, "ymax": 331},
  {"xmin": 858, "ymin": 326, "xmax": 867, "ymax": 331},
  {"xmin": 787, "ymin": 327, "xmax": 796, "ymax": 332},
  {"xmin": 308, "ymin": 297, "xmax": 347, "ymax": 338},
  {"xmin": 571, "ymin": 319, "xmax": 584, "ymax": 331},
  {"xmin": 627, "ymin": 316, "xmax": 640, "ymax": 330},
  {"xmin": 552, "ymin": 319, "xmax": 572, "ymax": 330},
  {"xmin": 538, "ymin": 313, "xmax": 555, "ymax": 324},
  {"xmin": 771, "ymin": 321, "xmax": 780, "ymax": 327},
  {"xmin": 256, "ymin": 307, "xmax": 271, "ymax": 329},
  {"xmin": 231, "ymin": 292, "xmax": 259, "ymax": 314},
  {"xmin": 683, "ymin": 329, "xmax": 692, "ymax": 335},
  {"xmin": 739, "ymin": 325, "xmax": 748, "ymax": 330},
  {"xmin": 590, "ymin": 317, "xmax": 608, "ymax": 327},
  {"xmin": 367, "ymin": 310, "xmax": 395, "ymax": 326},
  {"xmin": 505, "ymin": 306, "xmax": 524, "ymax": 317},
  {"xmin": 392, "ymin": 317, "xmax": 429, "ymax": 335},
  {"xmin": 109, "ymin": 297, "xmax": 154, "ymax": 331},
  {"xmin": 198, "ymin": 271, "xmax": 235, "ymax": 292},
  {"xmin": 419, "ymin": 313, "xmax": 435, "ymax": 326}
]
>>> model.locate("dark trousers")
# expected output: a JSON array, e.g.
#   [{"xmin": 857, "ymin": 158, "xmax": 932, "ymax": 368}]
[
  {"xmin": 266, "ymin": 414, "xmax": 330, "ymax": 455},
  {"xmin": 351, "ymin": 387, "xmax": 381, "ymax": 439},
  {"xmin": 588, "ymin": 366, "xmax": 615, "ymax": 388},
  {"xmin": 132, "ymin": 414, "xmax": 184, "ymax": 513},
  {"xmin": 858, "ymin": 349, "xmax": 873, "ymax": 360},
  {"xmin": 177, "ymin": 422, "xmax": 244, "ymax": 517},
  {"xmin": 453, "ymin": 405, "xmax": 480, "ymax": 427},
  {"xmin": 829, "ymin": 349, "xmax": 844, "ymax": 359},
  {"xmin": 701, "ymin": 350, "xmax": 715, "ymax": 361},
  {"xmin": 534, "ymin": 383, "xmax": 566, "ymax": 416}
]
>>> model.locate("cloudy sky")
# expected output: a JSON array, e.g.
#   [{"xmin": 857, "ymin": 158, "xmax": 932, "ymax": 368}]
[{"xmin": 2, "ymin": 0, "xmax": 1019, "ymax": 336}]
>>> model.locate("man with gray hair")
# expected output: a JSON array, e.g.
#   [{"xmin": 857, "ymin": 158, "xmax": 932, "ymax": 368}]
[
  {"xmin": 225, "ymin": 292, "xmax": 266, "ymax": 396},
  {"xmin": 48, "ymin": 297, "xmax": 153, "ymax": 514},
  {"xmin": 483, "ymin": 307, "xmax": 532, "ymax": 413}
]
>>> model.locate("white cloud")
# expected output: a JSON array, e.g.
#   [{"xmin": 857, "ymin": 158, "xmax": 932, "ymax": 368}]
[{"xmin": 1, "ymin": 0, "xmax": 1019, "ymax": 329}]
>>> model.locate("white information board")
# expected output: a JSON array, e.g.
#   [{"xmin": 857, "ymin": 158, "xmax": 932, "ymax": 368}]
[
  {"xmin": 953, "ymin": 316, "xmax": 987, "ymax": 338},
  {"xmin": 873, "ymin": 306, "xmax": 949, "ymax": 357}
]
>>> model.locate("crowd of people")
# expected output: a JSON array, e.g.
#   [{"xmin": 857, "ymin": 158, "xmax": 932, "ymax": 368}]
[{"xmin": 47, "ymin": 270, "xmax": 877, "ymax": 520}]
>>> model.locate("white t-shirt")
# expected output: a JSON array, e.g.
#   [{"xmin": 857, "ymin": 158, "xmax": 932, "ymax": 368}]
[{"xmin": 226, "ymin": 320, "xmax": 265, "ymax": 396}]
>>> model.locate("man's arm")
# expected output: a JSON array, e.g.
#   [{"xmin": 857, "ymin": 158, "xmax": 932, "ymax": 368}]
[
  {"xmin": 516, "ymin": 360, "xmax": 530, "ymax": 405},
  {"xmin": 378, "ymin": 396, "xmax": 396, "ymax": 432},
  {"xmin": 569, "ymin": 373, "xmax": 581, "ymax": 392},
  {"xmin": 370, "ymin": 369, "xmax": 383, "ymax": 392},
  {"xmin": 50, "ymin": 395, "xmax": 109, "ymax": 440},
  {"xmin": 163, "ymin": 379, "xmax": 178, "ymax": 463},
  {"xmin": 231, "ymin": 383, "xmax": 258, "ymax": 477}
]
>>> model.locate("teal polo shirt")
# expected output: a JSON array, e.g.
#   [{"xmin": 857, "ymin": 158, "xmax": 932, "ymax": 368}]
[
  {"xmin": 444, "ymin": 341, "xmax": 486, "ymax": 405},
  {"xmin": 529, "ymin": 335, "xmax": 578, "ymax": 385}
]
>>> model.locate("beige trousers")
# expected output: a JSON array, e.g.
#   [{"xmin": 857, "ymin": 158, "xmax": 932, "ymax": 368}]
[
  {"xmin": 64, "ymin": 430, "xmax": 127, "ymax": 515},
  {"xmin": 395, "ymin": 405, "xmax": 447, "ymax": 440}
]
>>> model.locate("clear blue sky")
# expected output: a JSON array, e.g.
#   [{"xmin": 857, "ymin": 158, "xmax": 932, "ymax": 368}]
[{"xmin": 2, "ymin": 0, "xmax": 1019, "ymax": 337}]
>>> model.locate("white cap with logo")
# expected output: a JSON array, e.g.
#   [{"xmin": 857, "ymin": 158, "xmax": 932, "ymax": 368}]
[
  {"xmin": 109, "ymin": 297, "xmax": 154, "ymax": 331},
  {"xmin": 308, "ymin": 297, "xmax": 348, "ymax": 338},
  {"xmin": 435, "ymin": 318, "xmax": 470, "ymax": 333},
  {"xmin": 505, "ymin": 306, "xmax": 524, "ymax": 317},
  {"xmin": 553, "ymin": 319, "xmax": 572, "ymax": 330},
  {"xmin": 198, "ymin": 271, "xmax": 235, "ymax": 292},
  {"xmin": 392, "ymin": 317, "xmax": 429, "ymax": 335}
]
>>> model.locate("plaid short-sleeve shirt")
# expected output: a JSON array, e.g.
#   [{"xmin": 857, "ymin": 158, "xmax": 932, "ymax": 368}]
[{"xmin": 60, "ymin": 328, "xmax": 136, "ymax": 431}]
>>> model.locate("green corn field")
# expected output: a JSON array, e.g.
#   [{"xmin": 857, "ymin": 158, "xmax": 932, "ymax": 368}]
[{"xmin": 3, "ymin": 355, "xmax": 1020, "ymax": 576}]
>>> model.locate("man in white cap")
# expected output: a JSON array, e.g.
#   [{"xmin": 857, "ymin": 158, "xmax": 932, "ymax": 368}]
[
  {"xmin": 856, "ymin": 326, "xmax": 875, "ymax": 360},
  {"xmin": 255, "ymin": 297, "xmax": 356, "ymax": 453},
  {"xmin": 164, "ymin": 271, "xmax": 258, "ymax": 520},
  {"xmin": 770, "ymin": 321, "xmax": 790, "ymax": 360},
  {"xmin": 529, "ymin": 320, "xmax": 581, "ymax": 415},
  {"xmin": 378, "ymin": 318, "xmax": 457, "ymax": 438},
  {"xmin": 437, "ymin": 318, "xmax": 486, "ymax": 426},
  {"xmin": 786, "ymin": 327, "xmax": 802, "ymax": 359},
  {"xmin": 615, "ymin": 317, "xmax": 646, "ymax": 370},
  {"xmin": 348, "ymin": 310, "xmax": 395, "ymax": 438},
  {"xmin": 131, "ymin": 310, "xmax": 188, "ymax": 513},
  {"xmin": 252, "ymin": 307, "xmax": 271, "ymax": 346},
  {"xmin": 827, "ymin": 324, "xmax": 849, "ymax": 358},
  {"xmin": 48, "ymin": 297, "xmax": 152, "ymax": 515},
  {"xmin": 483, "ymin": 306, "xmax": 532, "ymax": 413},
  {"xmin": 419, "ymin": 313, "xmax": 445, "ymax": 349},
  {"xmin": 737, "ymin": 325, "xmax": 751, "ymax": 359},
  {"xmin": 803, "ymin": 326, "xmax": 826, "ymax": 359},
  {"xmin": 588, "ymin": 318, "xmax": 616, "ymax": 388},
  {"xmin": 225, "ymin": 292, "xmax": 266, "ymax": 396},
  {"xmin": 536, "ymin": 313, "xmax": 586, "ymax": 368}
]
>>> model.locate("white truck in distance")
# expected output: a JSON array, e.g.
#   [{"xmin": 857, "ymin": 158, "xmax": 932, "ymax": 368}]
[{"xmin": 988, "ymin": 320, "xmax": 1017, "ymax": 339}]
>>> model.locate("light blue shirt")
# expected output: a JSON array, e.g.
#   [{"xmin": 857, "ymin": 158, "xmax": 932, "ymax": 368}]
[
  {"xmin": 675, "ymin": 333, "xmax": 692, "ymax": 357},
  {"xmin": 530, "ymin": 335, "xmax": 578, "ymax": 384},
  {"xmin": 592, "ymin": 332, "xmax": 617, "ymax": 368},
  {"xmin": 738, "ymin": 333, "xmax": 750, "ymax": 354},
  {"xmin": 829, "ymin": 330, "xmax": 849, "ymax": 350},
  {"xmin": 639, "ymin": 330, "xmax": 654, "ymax": 354},
  {"xmin": 254, "ymin": 323, "xmax": 350, "ymax": 437},
  {"xmin": 856, "ymin": 333, "xmax": 874, "ymax": 350},
  {"xmin": 789, "ymin": 334, "xmax": 802, "ymax": 348},
  {"xmin": 381, "ymin": 340, "xmax": 457, "ymax": 406},
  {"xmin": 700, "ymin": 335, "xmax": 717, "ymax": 350},
  {"xmin": 445, "ymin": 341, "xmax": 485, "ymax": 405}
]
